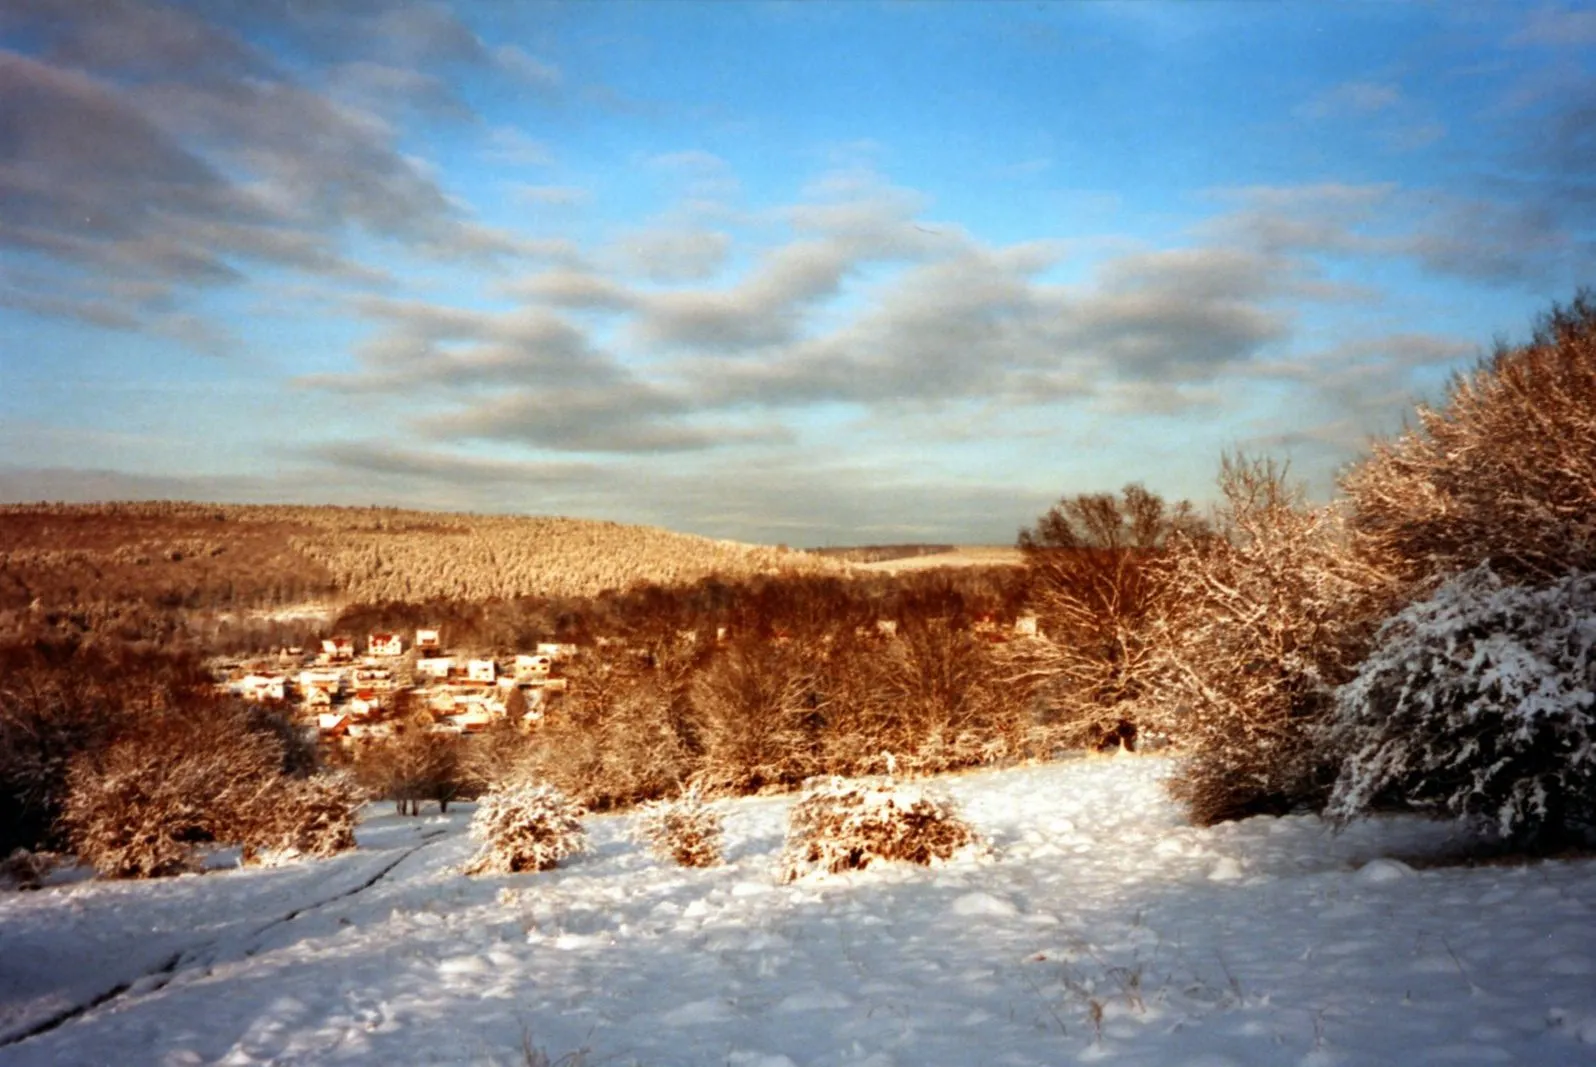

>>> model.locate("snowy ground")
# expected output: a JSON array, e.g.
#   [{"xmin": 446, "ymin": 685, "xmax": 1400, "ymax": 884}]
[{"xmin": 4, "ymin": 756, "xmax": 1596, "ymax": 1066}]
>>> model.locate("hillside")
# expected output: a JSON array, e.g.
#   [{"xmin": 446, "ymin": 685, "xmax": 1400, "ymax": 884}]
[
  {"xmin": 4, "ymin": 756, "xmax": 1593, "ymax": 1064},
  {"xmin": 0, "ymin": 503, "xmax": 848, "ymax": 616}
]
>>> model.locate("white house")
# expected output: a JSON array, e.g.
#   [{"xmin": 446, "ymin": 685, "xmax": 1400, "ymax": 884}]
[
  {"xmin": 1013, "ymin": 613, "xmax": 1040, "ymax": 638},
  {"xmin": 448, "ymin": 708, "xmax": 496, "ymax": 734},
  {"xmin": 416, "ymin": 628, "xmax": 442, "ymax": 653},
  {"xmin": 368, "ymin": 632, "xmax": 403, "ymax": 657},
  {"xmin": 416, "ymin": 656, "xmax": 453, "ymax": 679},
  {"xmin": 514, "ymin": 653, "xmax": 552, "ymax": 678},
  {"xmin": 321, "ymin": 636, "xmax": 355, "ymax": 662},
  {"xmin": 299, "ymin": 668, "xmax": 343, "ymax": 696},
  {"xmin": 353, "ymin": 666, "xmax": 395, "ymax": 691},
  {"xmin": 240, "ymin": 674, "xmax": 287, "ymax": 702},
  {"xmin": 536, "ymin": 642, "xmax": 577, "ymax": 660},
  {"xmin": 467, "ymin": 659, "xmax": 498, "ymax": 684}
]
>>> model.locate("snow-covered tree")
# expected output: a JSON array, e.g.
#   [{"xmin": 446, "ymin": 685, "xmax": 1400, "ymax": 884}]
[
  {"xmin": 1326, "ymin": 565, "xmax": 1596, "ymax": 846},
  {"xmin": 1153, "ymin": 456, "xmax": 1390, "ymax": 824},
  {"xmin": 1010, "ymin": 484, "xmax": 1206, "ymax": 751},
  {"xmin": 463, "ymin": 781, "xmax": 587, "ymax": 875}
]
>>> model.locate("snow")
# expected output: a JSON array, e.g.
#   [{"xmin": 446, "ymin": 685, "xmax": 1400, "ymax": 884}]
[{"xmin": 4, "ymin": 756, "xmax": 1596, "ymax": 1065}]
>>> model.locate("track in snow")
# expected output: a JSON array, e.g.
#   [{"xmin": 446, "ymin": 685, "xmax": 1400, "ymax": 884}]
[{"xmin": 0, "ymin": 832, "xmax": 442, "ymax": 1051}]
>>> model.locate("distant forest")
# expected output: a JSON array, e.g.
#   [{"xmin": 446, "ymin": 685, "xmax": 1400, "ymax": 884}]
[{"xmin": 0, "ymin": 502, "xmax": 850, "ymax": 647}]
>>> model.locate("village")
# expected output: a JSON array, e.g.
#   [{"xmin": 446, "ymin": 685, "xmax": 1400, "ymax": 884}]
[
  {"xmin": 212, "ymin": 629, "xmax": 578, "ymax": 744},
  {"xmin": 212, "ymin": 613, "xmax": 1044, "ymax": 747}
]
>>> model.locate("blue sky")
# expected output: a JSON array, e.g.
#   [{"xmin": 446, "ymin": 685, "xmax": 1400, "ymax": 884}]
[{"xmin": 3, "ymin": 1, "xmax": 1594, "ymax": 545}]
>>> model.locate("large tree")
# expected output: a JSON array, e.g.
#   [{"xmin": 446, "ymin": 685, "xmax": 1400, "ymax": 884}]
[{"xmin": 1011, "ymin": 484, "xmax": 1205, "ymax": 750}]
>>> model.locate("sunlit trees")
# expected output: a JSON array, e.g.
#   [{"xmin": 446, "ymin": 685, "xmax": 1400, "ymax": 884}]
[
  {"xmin": 1154, "ymin": 457, "xmax": 1390, "ymax": 824},
  {"xmin": 1009, "ymin": 484, "xmax": 1205, "ymax": 751},
  {"xmin": 1343, "ymin": 291, "xmax": 1596, "ymax": 585}
]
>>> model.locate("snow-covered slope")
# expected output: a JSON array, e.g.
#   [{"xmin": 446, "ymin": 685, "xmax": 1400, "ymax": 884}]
[{"xmin": 3, "ymin": 757, "xmax": 1595, "ymax": 1066}]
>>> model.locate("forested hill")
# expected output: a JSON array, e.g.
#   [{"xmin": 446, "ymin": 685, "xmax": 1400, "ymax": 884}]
[{"xmin": 0, "ymin": 502, "xmax": 848, "ymax": 617}]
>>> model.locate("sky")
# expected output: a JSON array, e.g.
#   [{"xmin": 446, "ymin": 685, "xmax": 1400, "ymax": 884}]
[{"xmin": 2, "ymin": 1, "xmax": 1594, "ymax": 546}]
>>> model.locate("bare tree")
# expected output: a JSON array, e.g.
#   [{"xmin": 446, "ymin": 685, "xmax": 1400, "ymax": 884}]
[
  {"xmin": 1008, "ymin": 484, "xmax": 1206, "ymax": 750},
  {"xmin": 355, "ymin": 714, "xmax": 464, "ymax": 816}
]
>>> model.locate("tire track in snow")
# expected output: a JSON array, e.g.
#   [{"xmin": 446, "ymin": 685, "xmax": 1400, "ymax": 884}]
[{"xmin": 0, "ymin": 831, "xmax": 446, "ymax": 1050}]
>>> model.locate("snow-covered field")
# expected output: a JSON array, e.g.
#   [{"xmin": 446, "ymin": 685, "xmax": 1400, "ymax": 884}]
[{"xmin": 4, "ymin": 756, "xmax": 1596, "ymax": 1066}]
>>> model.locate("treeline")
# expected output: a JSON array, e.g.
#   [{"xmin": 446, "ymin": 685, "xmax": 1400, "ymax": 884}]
[
  {"xmin": 329, "ymin": 566, "xmax": 1028, "ymax": 652},
  {"xmin": 332, "ymin": 566, "xmax": 1035, "ymax": 814}
]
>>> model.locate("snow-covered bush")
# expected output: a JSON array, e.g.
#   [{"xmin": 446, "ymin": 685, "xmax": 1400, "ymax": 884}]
[
  {"xmin": 241, "ymin": 773, "xmax": 361, "ymax": 867},
  {"xmin": 1326, "ymin": 565, "xmax": 1596, "ymax": 846},
  {"xmin": 632, "ymin": 784, "xmax": 724, "ymax": 867},
  {"xmin": 778, "ymin": 776, "xmax": 980, "ymax": 882},
  {"xmin": 1154, "ymin": 456, "xmax": 1390, "ymax": 825},
  {"xmin": 463, "ymin": 781, "xmax": 587, "ymax": 875}
]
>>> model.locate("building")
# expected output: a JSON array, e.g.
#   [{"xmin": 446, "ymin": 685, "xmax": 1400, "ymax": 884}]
[
  {"xmin": 416, "ymin": 656, "xmax": 453, "ymax": 679},
  {"xmin": 240, "ymin": 674, "xmax": 287, "ymax": 702},
  {"xmin": 299, "ymin": 668, "xmax": 344, "ymax": 697},
  {"xmin": 1013, "ymin": 613, "xmax": 1040, "ymax": 638},
  {"xmin": 467, "ymin": 659, "xmax": 498, "ymax": 684},
  {"xmin": 368, "ymin": 632, "xmax": 403, "ymax": 657},
  {"xmin": 514, "ymin": 653, "xmax": 552, "ymax": 678},
  {"xmin": 416, "ymin": 628, "xmax": 442, "ymax": 653}
]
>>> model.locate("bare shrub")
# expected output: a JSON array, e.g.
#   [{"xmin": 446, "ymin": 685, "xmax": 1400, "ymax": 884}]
[
  {"xmin": 62, "ymin": 706, "xmax": 288, "ymax": 878},
  {"xmin": 1326, "ymin": 565, "xmax": 1596, "ymax": 848},
  {"xmin": 632, "ymin": 784, "xmax": 724, "ymax": 867},
  {"xmin": 778, "ymin": 775, "xmax": 980, "ymax": 882},
  {"xmin": 1010, "ymin": 485, "xmax": 1206, "ymax": 751},
  {"xmin": 241, "ymin": 773, "xmax": 362, "ymax": 867},
  {"xmin": 1343, "ymin": 293, "xmax": 1596, "ymax": 585},
  {"xmin": 1, "ymin": 848, "xmax": 60, "ymax": 890},
  {"xmin": 691, "ymin": 639, "xmax": 822, "ymax": 792},
  {"xmin": 463, "ymin": 781, "xmax": 587, "ymax": 875},
  {"xmin": 1155, "ymin": 456, "xmax": 1390, "ymax": 825}
]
